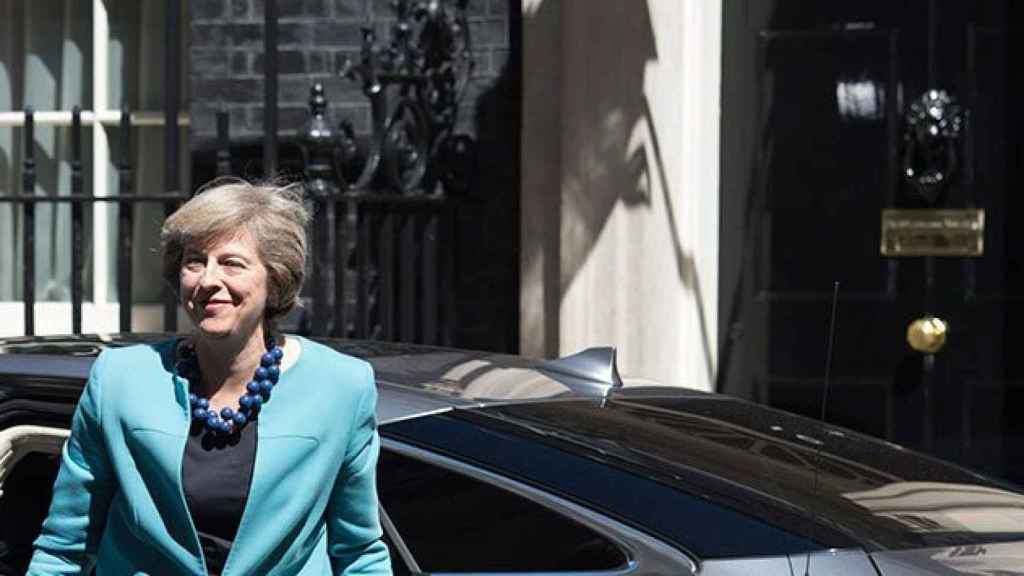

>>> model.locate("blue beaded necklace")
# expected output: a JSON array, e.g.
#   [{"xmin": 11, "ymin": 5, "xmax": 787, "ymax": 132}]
[{"xmin": 179, "ymin": 336, "xmax": 284, "ymax": 435}]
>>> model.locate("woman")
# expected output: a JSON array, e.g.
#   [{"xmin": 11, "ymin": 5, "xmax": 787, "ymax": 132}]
[{"xmin": 28, "ymin": 179, "xmax": 391, "ymax": 575}]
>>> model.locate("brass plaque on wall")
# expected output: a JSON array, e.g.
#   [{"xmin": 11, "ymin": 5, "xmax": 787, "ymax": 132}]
[{"xmin": 881, "ymin": 209, "xmax": 985, "ymax": 256}]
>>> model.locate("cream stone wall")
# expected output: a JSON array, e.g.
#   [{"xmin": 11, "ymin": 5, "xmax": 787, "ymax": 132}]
[{"xmin": 521, "ymin": 0, "xmax": 722, "ymax": 390}]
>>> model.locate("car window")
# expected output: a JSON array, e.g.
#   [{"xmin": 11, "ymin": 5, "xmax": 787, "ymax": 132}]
[
  {"xmin": 378, "ymin": 449, "xmax": 628, "ymax": 573},
  {"xmin": 384, "ymin": 410, "xmax": 830, "ymax": 558}
]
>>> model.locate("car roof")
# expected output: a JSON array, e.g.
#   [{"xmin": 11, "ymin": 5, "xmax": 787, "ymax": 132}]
[{"xmin": 0, "ymin": 333, "xmax": 691, "ymax": 424}]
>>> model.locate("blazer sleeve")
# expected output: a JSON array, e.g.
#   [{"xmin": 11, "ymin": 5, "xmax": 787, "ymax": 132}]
[
  {"xmin": 27, "ymin": 351, "xmax": 116, "ymax": 576},
  {"xmin": 326, "ymin": 362, "xmax": 392, "ymax": 576}
]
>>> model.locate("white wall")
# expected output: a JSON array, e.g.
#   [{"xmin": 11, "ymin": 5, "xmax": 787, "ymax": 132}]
[{"xmin": 521, "ymin": 0, "xmax": 721, "ymax": 390}]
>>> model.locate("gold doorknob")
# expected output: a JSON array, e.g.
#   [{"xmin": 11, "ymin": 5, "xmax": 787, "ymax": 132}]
[{"xmin": 907, "ymin": 317, "xmax": 948, "ymax": 354}]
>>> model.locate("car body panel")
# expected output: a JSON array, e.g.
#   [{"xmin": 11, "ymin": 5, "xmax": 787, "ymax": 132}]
[
  {"xmin": 700, "ymin": 550, "xmax": 880, "ymax": 576},
  {"xmin": 789, "ymin": 549, "xmax": 881, "ymax": 575},
  {"xmin": 0, "ymin": 354, "xmax": 93, "ymax": 381},
  {"xmin": 699, "ymin": 556, "xmax": 795, "ymax": 575},
  {"xmin": 871, "ymin": 540, "xmax": 1024, "ymax": 574}
]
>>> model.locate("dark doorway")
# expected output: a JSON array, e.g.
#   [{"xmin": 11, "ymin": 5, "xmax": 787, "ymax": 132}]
[{"xmin": 718, "ymin": 1, "xmax": 1020, "ymax": 482}]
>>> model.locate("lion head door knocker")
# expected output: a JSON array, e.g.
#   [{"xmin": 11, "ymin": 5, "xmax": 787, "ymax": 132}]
[{"xmin": 902, "ymin": 90, "xmax": 964, "ymax": 206}]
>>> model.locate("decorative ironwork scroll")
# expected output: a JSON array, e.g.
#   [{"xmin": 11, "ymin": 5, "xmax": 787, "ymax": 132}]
[
  {"xmin": 304, "ymin": 0, "xmax": 476, "ymax": 196},
  {"xmin": 297, "ymin": 0, "xmax": 472, "ymax": 340}
]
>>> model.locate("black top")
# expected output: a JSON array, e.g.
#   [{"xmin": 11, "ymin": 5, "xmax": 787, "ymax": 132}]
[{"xmin": 183, "ymin": 420, "xmax": 257, "ymax": 574}]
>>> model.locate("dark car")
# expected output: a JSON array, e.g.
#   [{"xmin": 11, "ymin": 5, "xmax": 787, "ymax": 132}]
[{"xmin": 3, "ymin": 335, "xmax": 1024, "ymax": 575}]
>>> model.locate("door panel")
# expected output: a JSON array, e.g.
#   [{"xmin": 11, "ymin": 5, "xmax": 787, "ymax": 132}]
[
  {"xmin": 719, "ymin": 1, "xmax": 1016, "ymax": 481},
  {"xmin": 758, "ymin": 30, "xmax": 894, "ymax": 296}
]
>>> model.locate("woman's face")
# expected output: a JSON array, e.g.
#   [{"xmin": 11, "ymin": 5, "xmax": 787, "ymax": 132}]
[{"xmin": 180, "ymin": 230, "xmax": 269, "ymax": 341}]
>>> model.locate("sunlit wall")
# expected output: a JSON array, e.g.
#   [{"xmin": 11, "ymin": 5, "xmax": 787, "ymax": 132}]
[{"xmin": 521, "ymin": 0, "xmax": 722, "ymax": 390}]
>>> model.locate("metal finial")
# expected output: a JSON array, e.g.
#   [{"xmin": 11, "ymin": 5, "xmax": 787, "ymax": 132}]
[{"xmin": 309, "ymin": 83, "xmax": 328, "ymax": 117}]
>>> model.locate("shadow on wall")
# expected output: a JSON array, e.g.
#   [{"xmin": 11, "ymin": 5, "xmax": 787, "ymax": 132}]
[
  {"xmin": 522, "ymin": 0, "xmax": 715, "ymax": 378},
  {"xmin": 452, "ymin": 2, "xmax": 523, "ymax": 354}
]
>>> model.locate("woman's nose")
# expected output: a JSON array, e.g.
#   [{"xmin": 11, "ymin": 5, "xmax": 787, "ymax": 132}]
[{"xmin": 197, "ymin": 262, "xmax": 223, "ymax": 288}]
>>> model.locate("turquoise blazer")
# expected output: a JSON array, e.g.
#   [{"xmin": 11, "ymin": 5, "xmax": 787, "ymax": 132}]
[{"xmin": 28, "ymin": 336, "xmax": 391, "ymax": 575}]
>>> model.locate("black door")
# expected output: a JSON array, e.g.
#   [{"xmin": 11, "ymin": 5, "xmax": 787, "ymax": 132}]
[{"xmin": 718, "ymin": 1, "xmax": 1021, "ymax": 482}]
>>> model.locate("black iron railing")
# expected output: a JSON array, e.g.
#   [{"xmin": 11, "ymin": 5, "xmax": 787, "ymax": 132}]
[
  {"xmin": 165, "ymin": 0, "xmax": 183, "ymax": 331},
  {"xmin": 1, "ymin": 106, "xmax": 188, "ymax": 335},
  {"xmin": 4, "ymin": 0, "xmax": 473, "ymax": 346}
]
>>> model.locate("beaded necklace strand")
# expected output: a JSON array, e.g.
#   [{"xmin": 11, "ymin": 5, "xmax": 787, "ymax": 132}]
[{"xmin": 179, "ymin": 336, "xmax": 284, "ymax": 435}]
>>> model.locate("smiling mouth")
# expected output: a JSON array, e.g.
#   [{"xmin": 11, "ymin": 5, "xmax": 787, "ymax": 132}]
[{"xmin": 200, "ymin": 300, "xmax": 233, "ymax": 311}]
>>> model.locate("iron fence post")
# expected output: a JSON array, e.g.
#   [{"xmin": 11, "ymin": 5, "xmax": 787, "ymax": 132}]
[
  {"xmin": 216, "ymin": 109, "xmax": 232, "ymax": 177},
  {"xmin": 118, "ymin": 104, "xmax": 134, "ymax": 332},
  {"xmin": 22, "ymin": 109, "xmax": 36, "ymax": 336},
  {"xmin": 163, "ymin": 0, "xmax": 181, "ymax": 332},
  {"xmin": 70, "ymin": 107, "xmax": 84, "ymax": 333},
  {"xmin": 301, "ymin": 84, "xmax": 340, "ymax": 337},
  {"xmin": 264, "ymin": 0, "xmax": 278, "ymax": 177}
]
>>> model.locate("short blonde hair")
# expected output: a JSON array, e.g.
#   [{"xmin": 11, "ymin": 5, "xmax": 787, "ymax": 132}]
[{"xmin": 161, "ymin": 178, "xmax": 310, "ymax": 327}]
